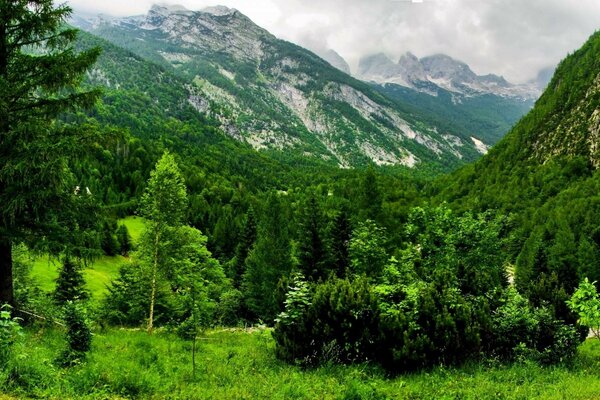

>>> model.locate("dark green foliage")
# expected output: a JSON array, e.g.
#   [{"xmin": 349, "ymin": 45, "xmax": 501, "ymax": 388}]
[
  {"xmin": 101, "ymin": 221, "xmax": 120, "ymax": 256},
  {"xmin": 358, "ymin": 167, "xmax": 382, "ymax": 222},
  {"xmin": 242, "ymin": 193, "xmax": 292, "ymax": 322},
  {"xmin": 60, "ymin": 301, "xmax": 92, "ymax": 365},
  {"xmin": 116, "ymin": 224, "xmax": 132, "ymax": 256},
  {"xmin": 54, "ymin": 258, "xmax": 89, "ymax": 305},
  {"xmin": 273, "ymin": 277, "xmax": 380, "ymax": 366},
  {"xmin": 297, "ymin": 195, "xmax": 328, "ymax": 281},
  {"xmin": 0, "ymin": 0, "xmax": 101, "ymax": 306},
  {"xmin": 489, "ymin": 288, "xmax": 579, "ymax": 364},
  {"xmin": 228, "ymin": 208, "xmax": 257, "ymax": 288},
  {"xmin": 327, "ymin": 209, "xmax": 352, "ymax": 278}
]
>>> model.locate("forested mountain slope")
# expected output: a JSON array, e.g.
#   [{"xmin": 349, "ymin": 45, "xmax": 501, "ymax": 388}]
[
  {"xmin": 73, "ymin": 4, "xmax": 490, "ymax": 170},
  {"xmin": 437, "ymin": 30, "xmax": 600, "ymax": 317}
]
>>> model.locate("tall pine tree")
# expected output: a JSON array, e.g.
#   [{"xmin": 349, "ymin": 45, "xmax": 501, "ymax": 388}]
[
  {"xmin": 0, "ymin": 1, "xmax": 101, "ymax": 306},
  {"xmin": 242, "ymin": 193, "xmax": 292, "ymax": 322}
]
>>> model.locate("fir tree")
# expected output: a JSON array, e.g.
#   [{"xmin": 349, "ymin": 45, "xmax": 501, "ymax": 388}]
[
  {"xmin": 297, "ymin": 195, "xmax": 327, "ymax": 281},
  {"xmin": 229, "ymin": 207, "xmax": 257, "ymax": 288},
  {"xmin": 116, "ymin": 225, "xmax": 132, "ymax": 256},
  {"xmin": 242, "ymin": 194, "xmax": 292, "ymax": 322},
  {"xmin": 327, "ymin": 209, "xmax": 352, "ymax": 278},
  {"xmin": 54, "ymin": 257, "xmax": 88, "ymax": 305},
  {"xmin": 0, "ymin": 1, "xmax": 101, "ymax": 306}
]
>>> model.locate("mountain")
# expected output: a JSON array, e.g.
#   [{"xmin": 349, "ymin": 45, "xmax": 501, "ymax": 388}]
[
  {"xmin": 72, "ymin": 4, "xmax": 493, "ymax": 170},
  {"xmin": 315, "ymin": 49, "xmax": 351, "ymax": 74},
  {"xmin": 435, "ymin": 30, "xmax": 600, "ymax": 319},
  {"xmin": 358, "ymin": 52, "xmax": 540, "ymax": 100}
]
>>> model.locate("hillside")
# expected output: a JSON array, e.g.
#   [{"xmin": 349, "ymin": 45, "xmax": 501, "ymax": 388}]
[
  {"xmin": 437, "ymin": 30, "xmax": 600, "ymax": 319},
  {"xmin": 72, "ymin": 4, "xmax": 493, "ymax": 170}
]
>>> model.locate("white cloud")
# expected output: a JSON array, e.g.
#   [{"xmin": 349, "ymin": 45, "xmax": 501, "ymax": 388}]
[{"xmin": 67, "ymin": 0, "xmax": 600, "ymax": 83}]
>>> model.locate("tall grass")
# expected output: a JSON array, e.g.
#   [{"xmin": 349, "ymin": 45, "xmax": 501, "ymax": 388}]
[{"xmin": 1, "ymin": 328, "xmax": 600, "ymax": 399}]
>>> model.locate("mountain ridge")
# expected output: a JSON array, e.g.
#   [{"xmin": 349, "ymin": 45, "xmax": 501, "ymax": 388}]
[{"xmin": 358, "ymin": 51, "xmax": 541, "ymax": 100}]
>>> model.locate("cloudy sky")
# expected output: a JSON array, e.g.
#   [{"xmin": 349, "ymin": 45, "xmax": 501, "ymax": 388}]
[{"xmin": 67, "ymin": 0, "xmax": 600, "ymax": 83}]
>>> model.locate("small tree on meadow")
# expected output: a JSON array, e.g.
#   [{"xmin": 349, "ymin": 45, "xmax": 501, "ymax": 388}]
[
  {"xmin": 567, "ymin": 278, "xmax": 600, "ymax": 340},
  {"xmin": 54, "ymin": 257, "xmax": 89, "ymax": 306}
]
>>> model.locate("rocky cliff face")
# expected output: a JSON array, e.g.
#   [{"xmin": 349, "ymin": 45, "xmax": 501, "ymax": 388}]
[{"xmin": 73, "ymin": 4, "xmax": 489, "ymax": 169}]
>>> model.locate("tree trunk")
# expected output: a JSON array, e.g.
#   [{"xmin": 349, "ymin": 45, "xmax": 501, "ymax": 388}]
[
  {"xmin": 147, "ymin": 231, "xmax": 160, "ymax": 334},
  {"xmin": 0, "ymin": 238, "xmax": 13, "ymax": 307}
]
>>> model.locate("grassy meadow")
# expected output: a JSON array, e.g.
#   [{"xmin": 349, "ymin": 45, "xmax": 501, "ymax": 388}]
[
  {"xmin": 1, "ymin": 327, "xmax": 600, "ymax": 399},
  {"xmin": 4, "ymin": 215, "xmax": 600, "ymax": 399}
]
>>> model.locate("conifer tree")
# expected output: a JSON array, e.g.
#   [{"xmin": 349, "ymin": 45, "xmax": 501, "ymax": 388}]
[
  {"xmin": 54, "ymin": 257, "xmax": 88, "ymax": 305},
  {"xmin": 116, "ymin": 225, "xmax": 131, "ymax": 256},
  {"xmin": 328, "ymin": 209, "xmax": 352, "ymax": 277},
  {"xmin": 358, "ymin": 166, "xmax": 382, "ymax": 222},
  {"xmin": 230, "ymin": 207, "xmax": 256, "ymax": 288},
  {"xmin": 242, "ymin": 194, "xmax": 292, "ymax": 322},
  {"xmin": 297, "ymin": 194, "xmax": 327, "ymax": 281},
  {"xmin": 0, "ymin": 1, "xmax": 101, "ymax": 306}
]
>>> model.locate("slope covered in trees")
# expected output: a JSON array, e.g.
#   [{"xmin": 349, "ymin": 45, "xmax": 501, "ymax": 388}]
[{"xmin": 436, "ymin": 30, "xmax": 600, "ymax": 323}]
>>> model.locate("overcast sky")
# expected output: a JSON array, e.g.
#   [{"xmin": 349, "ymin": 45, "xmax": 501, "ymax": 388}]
[{"xmin": 67, "ymin": 0, "xmax": 600, "ymax": 83}]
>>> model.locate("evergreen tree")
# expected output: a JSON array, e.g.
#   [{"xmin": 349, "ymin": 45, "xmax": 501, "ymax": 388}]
[
  {"xmin": 327, "ymin": 208, "xmax": 352, "ymax": 278},
  {"xmin": 0, "ymin": 0, "xmax": 101, "ymax": 306},
  {"xmin": 100, "ymin": 221, "xmax": 119, "ymax": 256},
  {"xmin": 358, "ymin": 166, "xmax": 382, "ymax": 222},
  {"xmin": 139, "ymin": 151, "xmax": 187, "ymax": 333},
  {"xmin": 229, "ymin": 207, "xmax": 257, "ymax": 288},
  {"xmin": 242, "ymin": 193, "xmax": 292, "ymax": 322},
  {"xmin": 297, "ymin": 195, "xmax": 327, "ymax": 281},
  {"xmin": 61, "ymin": 301, "xmax": 92, "ymax": 365},
  {"xmin": 116, "ymin": 225, "xmax": 131, "ymax": 256},
  {"xmin": 54, "ymin": 257, "xmax": 88, "ymax": 305}
]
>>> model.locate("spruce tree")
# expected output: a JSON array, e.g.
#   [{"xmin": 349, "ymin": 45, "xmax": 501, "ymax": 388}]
[
  {"xmin": 358, "ymin": 166, "xmax": 382, "ymax": 222},
  {"xmin": 230, "ymin": 207, "xmax": 256, "ymax": 288},
  {"xmin": 0, "ymin": 1, "xmax": 101, "ymax": 306},
  {"xmin": 297, "ymin": 194, "xmax": 326, "ymax": 281},
  {"xmin": 54, "ymin": 257, "xmax": 88, "ymax": 305},
  {"xmin": 116, "ymin": 225, "xmax": 131, "ymax": 256},
  {"xmin": 328, "ymin": 209, "xmax": 352, "ymax": 277},
  {"xmin": 242, "ymin": 194, "xmax": 292, "ymax": 322}
]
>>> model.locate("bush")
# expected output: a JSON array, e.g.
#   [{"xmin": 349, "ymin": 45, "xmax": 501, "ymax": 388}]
[
  {"xmin": 0, "ymin": 305, "xmax": 22, "ymax": 367},
  {"xmin": 489, "ymin": 288, "xmax": 581, "ymax": 364},
  {"xmin": 273, "ymin": 276, "xmax": 380, "ymax": 366},
  {"xmin": 60, "ymin": 301, "xmax": 92, "ymax": 366}
]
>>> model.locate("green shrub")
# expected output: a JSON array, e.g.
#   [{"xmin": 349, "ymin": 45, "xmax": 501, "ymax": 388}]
[
  {"xmin": 60, "ymin": 301, "xmax": 92, "ymax": 366},
  {"xmin": 0, "ymin": 305, "xmax": 22, "ymax": 367},
  {"xmin": 489, "ymin": 288, "xmax": 581, "ymax": 364},
  {"xmin": 273, "ymin": 277, "xmax": 380, "ymax": 366}
]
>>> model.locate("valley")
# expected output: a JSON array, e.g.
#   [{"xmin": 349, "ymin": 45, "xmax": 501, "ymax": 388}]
[{"xmin": 2, "ymin": 1, "xmax": 600, "ymax": 399}]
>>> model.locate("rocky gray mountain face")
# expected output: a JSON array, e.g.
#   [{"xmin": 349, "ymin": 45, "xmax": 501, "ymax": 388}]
[
  {"xmin": 358, "ymin": 52, "xmax": 541, "ymax": 101},
  {"xmin": 316, "ymin": 49, "xmax": 351, "ymax": 74},
  {"xmin": 72, "ymin": 4, "xmax": 503, "ymax": 169}
]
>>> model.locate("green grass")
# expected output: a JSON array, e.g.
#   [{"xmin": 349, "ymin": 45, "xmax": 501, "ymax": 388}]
[
  {"xmin": 120, "ymin": 216, "xmax": 146, "ymax": 245},
  {"xmin": 2, "ymin": 328, "xmax": 600, "ymax": 399},
  {"xmin": 27, "ymin": 217, "xmax": 145, "ymax": 302},
  {"xmin": 29, "ymin": 255, "xmax": 126, "ymax": 302}
]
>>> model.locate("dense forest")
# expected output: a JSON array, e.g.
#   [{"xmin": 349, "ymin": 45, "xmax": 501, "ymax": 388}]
[{"xmin": 2, "ymin": 2, "xmax": 600, "ymax": 399}]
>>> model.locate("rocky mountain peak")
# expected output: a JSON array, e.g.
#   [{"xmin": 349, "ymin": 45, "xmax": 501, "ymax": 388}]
[
  {"xmin": 358, "ymin": 51, "xmax": 540, "ymax": 100},
  {"xmin": 200, "ymin": 5, "xmax": 238, "ymax": 17},
  {"xmin": 149, "ymin": 4, "xmax": 193, "ymax": 17}
]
